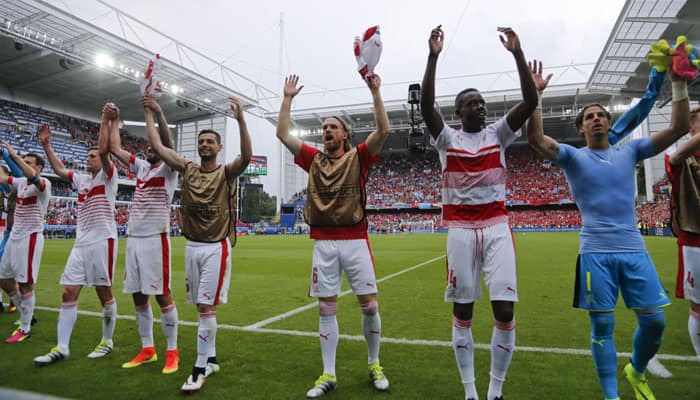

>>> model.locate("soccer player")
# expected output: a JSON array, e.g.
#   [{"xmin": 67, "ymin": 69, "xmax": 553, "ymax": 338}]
[
  {"xmin": 106, "ymin": 100, "xmax": 180, "ymax": 374},
  {"xmin": 0, "ymin": 141, "xmax": 51, "ymax": 343},
  {"xmin": 526, "ymin": 61, "xmax": 690, "ymax": 400},
  {"xmin": 144, "ymin": 94, "xmax": 251, "ymax": 393},
  {"xmin": 666, "ymin": 105, "xmax": 700, "ymax": 363},
  {"xmin": 275, "ymin": 73, "xmax": 390, "ymax": 398},
  {"xmin": 0, "ymin": 156, "xmax": 21, "ymax": 315},
  {"xmin": 420, "ymin": 26, "xmax": 537, "ymax": 400},
  {"xmin": 34, "ymin": 105, "xmax": 119, "ymax": 365}
]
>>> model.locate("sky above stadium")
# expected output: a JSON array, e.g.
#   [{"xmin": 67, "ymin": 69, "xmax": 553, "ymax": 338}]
[
  {"xmin": 64, "ymin": 0, "xmax": 626, "ymax": 107},
  {"xmin": 54, "ymin": 0, "xmax": 627, "ymax": 199}
]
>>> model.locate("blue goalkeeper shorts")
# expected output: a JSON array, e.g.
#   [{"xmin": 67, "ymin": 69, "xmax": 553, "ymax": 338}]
[{"xmin": 573, "ymin": 252, "xmax": 670, "ymax": 311}]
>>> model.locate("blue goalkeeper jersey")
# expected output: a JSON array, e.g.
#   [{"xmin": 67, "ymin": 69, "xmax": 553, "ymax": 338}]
[{"xmin": 555, "ymin": 137, "xmax": 655, "ymax": 253}]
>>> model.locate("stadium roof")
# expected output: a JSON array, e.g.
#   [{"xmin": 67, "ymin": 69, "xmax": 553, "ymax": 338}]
[
  {"xmin": 588, "ymin": 0, "xmax": 700, "ymax": 104},
  {"xmin": 0, "ymin": 0, "xmax": 276, "ymax": 122}
]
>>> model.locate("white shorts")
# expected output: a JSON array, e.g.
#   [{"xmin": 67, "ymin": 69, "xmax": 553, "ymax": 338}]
[
  {"xmin": 678, "ymin": 245, "xmax": 700, "ymax": 303},
  {"xmin": 123, "ymin": 233, "xmax": 172, "ymax": 296},
  {"xmin": 0, "ymin": 232, "xmax": 44, "ymax": 284},
  {"xmin": 445, "ymin": 223, "xmax": 518, "ymax": 303},
  {"xmin": 185, "ymin": 239, "xmax": 231, "ymax": 306},
  {"xmin": 309, "ymin": 239, "xmax": 378, "ymax": 298},
  {"xmin": 60, "ymin": 239, "xmax": 117, "ymax": 287}
]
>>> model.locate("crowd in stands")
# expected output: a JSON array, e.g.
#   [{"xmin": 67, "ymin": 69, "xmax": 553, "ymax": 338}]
[
  {"xmin": 363, "ymin": 147, "xmax": 573, "ymax": 208},
  {"xmin": 365, "ymin": 153, "xmax": 441, "ymax": 208},
  {"xmin": 508, "ymin": 209, "xmax": 581, "ymax": 229},
  {"xmin": 367, "ymin": 213, "xmax": 439, "ymax": 233}
]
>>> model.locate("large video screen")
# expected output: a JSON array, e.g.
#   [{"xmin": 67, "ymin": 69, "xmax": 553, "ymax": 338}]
[{"xmin": 244, "ymin": 155, "xmax": 267, "ymax": 175}]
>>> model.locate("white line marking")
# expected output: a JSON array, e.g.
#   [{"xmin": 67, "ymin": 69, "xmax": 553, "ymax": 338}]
[
  {"xmin": 32, "ymin": 305, "xmax": 697, "ymax": 362},
  {"xmin": 242, "ymin": 254, "xmax": 446, "ymax": 330}
]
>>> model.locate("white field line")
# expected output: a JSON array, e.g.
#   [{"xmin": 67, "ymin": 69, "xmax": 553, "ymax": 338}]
[
  {"xmin": 32, "ymin": 305, "xmax": 697, "ymax": 362},
  {"xmin": 242, "ymin": 254, "xmax": 447, "ymax": 330}
]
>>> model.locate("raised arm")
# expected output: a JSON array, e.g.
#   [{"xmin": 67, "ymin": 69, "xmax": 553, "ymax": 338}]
[
  {"xmin": 420, "ymin": 25, "xmax": 445, "ymax": 139},
  {"xmin": 99, "ymin": 103, "xmax": 115, "ymax": 177},
  {"xmin": 0, "ymin": 165, "xmax": 8, "ymax": 186},
  {"xmin": 142, "ymin": 95, "xmax": 187, "ymax": 172},
  {"xmin": 1, "ymin": 148, "xmax": 22, "ymax": 177},
  {"xmin": 526, "ymin": 60, "xmax": 560, "ymax": 161},
  {"xmin": 649, "ymin": 73, "xmax": 690, "ymax": 155},
  {"xmin": 275, "ymin": 75, "xmax": 304, "ymax": 156},
  {"xmin": 1, "ymin": 140, "xmax": 41, "ymax": 189},
  {"xmin": 608, "ymin": 68, "xmax": 667, "ymax": 145},
  {"xmin": 364, "ymin": 75, "xmax": 391, "ymax": 156},
  {"xmin": 668, "ymin": 106, "xmax": 700, "ymax": 165},
  {"xmin": 144, "ymin": 97, "xmax": 174, "ymax": 149},
  {"xmin": 499, "ymin": 27, "xmax": 538, "ymax": 132},
  {"xmin": 108, "ymin": 112, "xmax": 132, "ymax": 166},
  {"xmin": 224, "ymin": 96, "xmax": 252, "ymax": 177},
  {"xmin": 668, "ymin": 130, "xmax": 700, "ymax": 166},
  {"xmin": 38, "ymin": 124, "xmax": 70, "ymax": 181}
]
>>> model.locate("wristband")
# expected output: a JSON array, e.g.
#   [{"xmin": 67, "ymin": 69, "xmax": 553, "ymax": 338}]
[{"xmin": 672, "ymin": 81, "xmax": 688, "ymax": 102}]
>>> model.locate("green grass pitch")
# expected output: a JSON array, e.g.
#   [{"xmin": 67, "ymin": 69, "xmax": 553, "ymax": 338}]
[{"xmin": 0, "ymin": 233, "xmax": 697, "ymax": 399}]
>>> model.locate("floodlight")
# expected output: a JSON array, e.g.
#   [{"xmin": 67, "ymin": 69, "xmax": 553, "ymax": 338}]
[{"xmin": 95, "ymin": 53, "xmax": 114, "ymax": 68}]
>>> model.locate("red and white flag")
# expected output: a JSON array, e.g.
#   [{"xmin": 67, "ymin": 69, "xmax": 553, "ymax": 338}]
[
  {"xmin": 353, "ymin": 25, "xmax": 382, "ymax": 82},
  {"xmin": 140, "ymin": 54, "xmax": 164, "ymax": 98}
]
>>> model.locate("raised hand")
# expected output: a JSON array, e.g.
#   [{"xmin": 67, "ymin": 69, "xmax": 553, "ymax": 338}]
[
  {"xmin": 429, "ymin": 25, "xmax": 444, "ymax": 57},
  {"xmin": 229, "ymin": 96, "xmax": 244, "ymax": 121},
  {"xmin": 498, "ymin": 27, "xmax": 521, "ymax": 53},
  {"xmin": 366, "ymin": 73, "xmax": 381, "ymax": 91},
  {"xmin": 1, "ymin": 140, "xmax": 16, "ymax": 157},
  {"xmin": 38, "ymin": 123, "xmax": 52, "ymax": 146},
  {"xmin": 141, "ymin": 95, "xmax": 163, "ymax": 114},
  {"xmin": 283, "ymin": 74, "xmax": 304, "ymax": 98},
  {"xmin": 528, "ymin": 59, "xmax": 553, "ymax": 92},
  {"xmin": 102, "ymin": 102, "xmax": 119, "ymax": 121}
]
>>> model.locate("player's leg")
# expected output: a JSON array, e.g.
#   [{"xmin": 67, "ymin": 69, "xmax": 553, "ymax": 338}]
[
  {"xmin": 618, "ymin": 252, "xmax": 668, "ymax": 400},
  {"xmin": 35, "ymin": 245, "xmax": 87, "ymax": 365},
  {"xmin": 482, "ymin": 223, "xmax": 518, "ymax": 400},
  {"xmin": 589, "ymin": 311, "xmax": 619, "ymax": 400},
  {"xmin": 87, "ymin": 238, "xmax": 118, "ymax": 359},
  {"xmin": 122, "ymin": 238, "xmax": 156, "ymax": 368},
  {"xmin": 1, "ymin": 241, "xmax": 23, "ymax": 338},
  {"xmin": 342, "ymin": 238, "xmax": 387, "ymax": 391},
  {"xmin": 34, "ymin": 284, "xmax": 80, "ymax": 365},
  {"xmin": 182, "ymin": 240, "xmax": 228, "ymax": 393},
  {"xmin": 680, "ymin": 244, "xmax": 700, "ymax": 362},
  {"xmin": 156, "ymin": 293, "xmax": 179, "ymax": 374},
  {"xmin": 307, "ymin": 240, "xmax": 341, "ymax": 398},
  {"xmin": 689, "ymin": 302, "xmax": 700, "ymax": 363},
  {"xmin": 154, "ymin": 233, "xmax": 179, "ymax": 374},
  {"xmin": 575, "ymin": 253, "xmax": 621, "ymax": 399},
  {"xmin": 447, "ymin": 228, "xmax": 480, "ymax": 400},
  {"xmin": 11, "ymin": 233, "xmax": 43, "ymax": 340}
]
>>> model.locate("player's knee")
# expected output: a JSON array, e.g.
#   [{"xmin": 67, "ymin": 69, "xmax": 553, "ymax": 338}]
[
  {"xmin": 589, "ymin": 311, "xmax": 615, "ymax": 337},
  {"xmin": 492, "ymin": 300, "xmax": 514, "ymax": 322},
  {"xmin": 453, "ymin": 303, "xmax": 473, "ymax": 321},
  {"xmin": 360, "ymin": 300, "xmax": 378, "ymax": 316},
  {"xmin": 319, "ymin": 300, "xmax": 337, "ymax": 316},
  {"xmin": 637, "ymin": 308, "xmax": 666, "ymax": 334}
]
